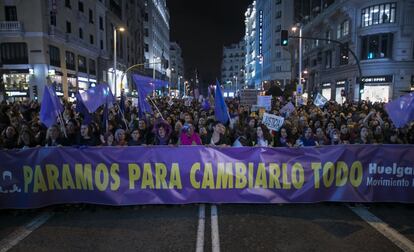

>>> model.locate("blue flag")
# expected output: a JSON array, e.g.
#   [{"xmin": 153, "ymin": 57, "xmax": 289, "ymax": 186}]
[
  {"xmin": 80, "ymin": 84, "xmax": 115, "ymax": 113},
  {"xmin": 132, "ymin": 74, "xmax": 153, "ymax": 118},
  {"xmin": 40, "ymin": 85, "xmax": 64, "ymax": 128},
  {"xmin": 385, "ymin": 92, "xmax": 414, "ymax": 128},
  {"xmin": 214, "ymin": 80, "xmax": 229, "ymax": 124},
  {"xmin": 75, "ymin": 92, "xmax": 92, "ymax": 125}
]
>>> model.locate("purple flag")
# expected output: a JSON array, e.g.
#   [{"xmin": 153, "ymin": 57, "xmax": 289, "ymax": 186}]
[
  {"xmin": 385, "ymin": 92, "xmax": 414, "ymax": 128},
  {"xmin": 75, "ymin": 92, "xmax": 92, "ymax": 125},
  {"xmin": 39, "ymin": 85, "xmax": 64, "ymax": 128},
  {"xmin": 215, "ymin": 80, "xmax": 229, "ymax": 124},
  {"xmin": 80, "ymin": 84, "xmax": 115, "ymax": 113},
  {"xmin": 132, "ymin": 74, "xmax": 153, "ymax": 117}
]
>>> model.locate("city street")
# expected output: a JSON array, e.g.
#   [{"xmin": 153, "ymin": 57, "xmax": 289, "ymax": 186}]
[
  {"xmin": 1, "ymin": 0, "xmax": 414, "ymax": 251},
  {"xmin": 0, "ymin": 203, "xmax": 413, "ymax": 252}
]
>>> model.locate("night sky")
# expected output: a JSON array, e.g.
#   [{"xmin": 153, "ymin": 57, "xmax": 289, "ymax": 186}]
[{"xmin": 167, "ymin": 0, "xmax": 252, "ymax": 86}]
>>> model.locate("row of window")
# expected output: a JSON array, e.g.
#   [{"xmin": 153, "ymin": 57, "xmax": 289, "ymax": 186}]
[
  {"xmin": 52, "ymin": 46, "xmax": 96, "ymax": 75},
  {"xmin": 0, "ymin": 43, "xmax": 97, "ymax": 75},
  {"xmin": 65, "ymin": 21, "xmax": 95, "ymax": 45},
  {"xmin": 307, "ymin": 33, "xmax": 394, "ymax": 70},
  {"xmin": 361, "ymin": 3, "xmax": 396, "ymax": 27},
  {"xmin": 65, "ymin": 0, "xmax": 95, "ymax": 24}
]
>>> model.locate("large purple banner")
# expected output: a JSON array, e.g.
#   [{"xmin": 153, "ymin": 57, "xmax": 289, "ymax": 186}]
[{"xmin": 1, "ymin": 145, "xmax": 414, "ymax": 209}]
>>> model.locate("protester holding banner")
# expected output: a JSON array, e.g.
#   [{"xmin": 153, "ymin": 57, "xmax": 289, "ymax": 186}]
[
  {"xmin": 207, "ymin": 121, "xmax": 230, "ymax": 147},
  {"xmin": 273, "ymin": 127, "xmax": 293, "ymax": 147},
  {"xmin": 114, "ymin": 129, "xmax": 128, "ymax": 146},
  {"xmin": 1, "ymin": 125, "xmax": 19, "ymax": 149},
  {"xmin": 76, "ymin": 124, "xmax": 98, "ymax": 146},
  {"xmin": 101, "ymin": 132, "xmax": 115, "ymax": 146},
  {"xmin": 296, "ymin": 127, "xmax": 318, "ymax": 147},
  {"xmin": 17, "ymin": 129, "xmax": 36, "ymax": 149},
  {"xmin": 153, "ymin": 120, "xmax": 173, "ymax": 145},
  {"xmin": 253, "ymin": 124, "xmax": 272, "ymax": 147},
  {"xmin": 180, "ymin": 123, "xmax": 202, "ymax": 146},
  {"xmin": 354, "ymin": 126, "xmax": 372, "ymax": 145},
  {"xmin": 45, "ymin": 125, "xmax": 65, "ymax": 147},
  {"xmin": 127, "ymin": 129, "xmax": 145, "ymax": 146}
]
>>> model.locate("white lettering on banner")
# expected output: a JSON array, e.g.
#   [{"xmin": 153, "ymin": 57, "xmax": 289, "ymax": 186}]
[
  {"xmin": 257, "ymin": 96, "xmax": 272, "ymax": 111},
  {"xmin": 368, "ymin": 163, "xmax": 414, "ymax": 177},
  {"xmin": 262, "ymin": 113, "xmax": 284, "ymax": 131}
]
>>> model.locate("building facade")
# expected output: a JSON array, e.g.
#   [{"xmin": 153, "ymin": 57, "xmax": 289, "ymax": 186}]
[
  {"xmin": 244, "ymin": 0, "xmax": 295, "ymax": 90},
  {"xmin": 244, "ymin": 1, "xmax": 259, "ymax": 88},
  {"xmin": 143, "ymin": 0, "xmax": 170, "ymax": 81},
  {"xmin": 257, "ymin": 0, "xmax": 294, "ymax": 90},
  {"xmin": 300, "ymin": 0, "xmax": 414, "ymax": 103},
  {"xmin": 221, "ymin": 40, "xmax": 246, "ymax": 96},
  {"xmin": 0, "ymin": 0, "xmax": 146, "ymax": 101},
  {"xmin": 169, "ymin": 41, "xmax": 184, "ymax": 93}
]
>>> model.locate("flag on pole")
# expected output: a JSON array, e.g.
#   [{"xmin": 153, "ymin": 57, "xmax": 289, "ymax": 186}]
[
  {"xmin": 132, "ymin": 74, "xmax": 153, "ymax": 118},
  {"xmin": 75, "ymin": 92, "xmax": 92, "ymax": 125},
  {"xmin": 214, "ymin": 80, "xmax": 229, "ymax": 124},
  {"xmin": 80, "ymin": 84, "xmax": 115, "ymax": 113},
  {"xmin": 40, "ymin": 85, "xmax": 64, "ymax": 128},
  {"xmin": 385, "ymin": 92, "xmax": 414, "ymax": 128}
]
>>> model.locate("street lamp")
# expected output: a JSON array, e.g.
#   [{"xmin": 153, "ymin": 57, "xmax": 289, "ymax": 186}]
[
  {"xmin": 184, "ymin": 81, "xmax": 188, "ymax": 97},
  {"xmin": 113, "ymin": 26, "xmax": 125, "ymax": 98},
  {"xmin": 168, "ymin": 68, "xmax": 174, "ymax": 95},
  {"xmin": 257, "ymin": 55, "xmax": 264, "ymax": 91},
  {"xmin": 178, "ymin": 75, "xmax": 183, "ymax": 97},
  {"xmin": 292, "ymin": 24, "xmax": 303, "ymax": 105},
  {"xmin": 233, "ymin": 75, "xmax": 238, "ymax": 95}
]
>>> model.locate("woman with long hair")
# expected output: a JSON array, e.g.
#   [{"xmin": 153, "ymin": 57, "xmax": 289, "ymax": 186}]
[
  {"xmin": 18, "ymin": 129, "xmax": 35, "ymax": 149},
  {"xmin": 253, "ymin": 124, "xmax": 272, "ymax": 147},
  {"xmin": 45, "ymin": 125, "xmax": 65, "ymax": 147}
]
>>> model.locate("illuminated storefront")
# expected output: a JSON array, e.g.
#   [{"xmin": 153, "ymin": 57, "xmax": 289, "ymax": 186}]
[
  {"xmin": 321, "ymin": 82, "xmax": 331, "ymax": 100},
  {"xmin": 2, "ymin": 70, "xmax": 30, "ymax": 101},
  {"xmin": 361, "ymin": 75, "xmax": 392, "ymax": 103},
  {"xmin": 49, "ymin": 70, "xmax": 64, "ymax": 97},
  {"xmin": 335, "ymin": 80, "xmax": 346, "ymax": 104},
  {"xmin": 67, "ymin": 73, "xmax": 78, "ymax": 98},
  {"xmin": 77, "ymin": 76, "xmax": 89, "ymax": 91}
]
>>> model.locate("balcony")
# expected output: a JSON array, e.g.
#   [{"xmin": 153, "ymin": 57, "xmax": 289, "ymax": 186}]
[{"xmin": 0, "ymin": 21, "xmax": 23, "ymax": 33}]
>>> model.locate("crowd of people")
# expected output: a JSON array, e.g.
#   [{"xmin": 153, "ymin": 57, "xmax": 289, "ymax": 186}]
[{"xmin": 1, "ymin": 94, "xmax": 413, "ymax": 150}]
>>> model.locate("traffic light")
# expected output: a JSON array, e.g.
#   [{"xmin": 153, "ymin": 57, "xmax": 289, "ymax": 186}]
[
  {"xmin": 280, "ymin": 30, "xmax": 289, "ymax": 46},
  {"xmin": 340, "ymin": 44, "xmax": 349, "ymax": 65}
]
